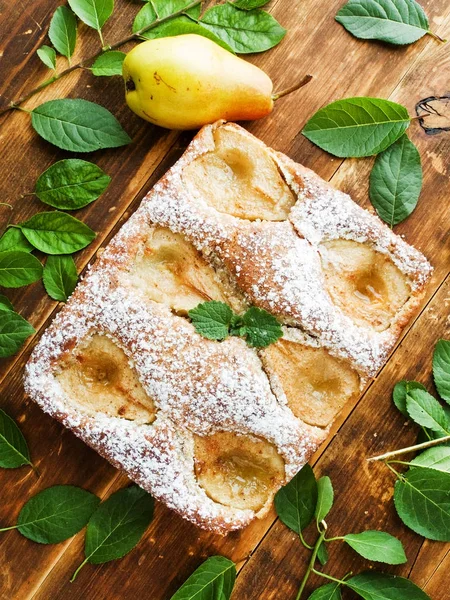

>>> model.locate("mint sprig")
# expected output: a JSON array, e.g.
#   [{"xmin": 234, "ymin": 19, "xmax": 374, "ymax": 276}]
[{"xmin": 188, "ymin": 301, "xmax": 282, "ymax": 348}]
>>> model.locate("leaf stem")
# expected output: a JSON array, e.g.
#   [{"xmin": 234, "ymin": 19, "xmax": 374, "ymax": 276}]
[
  {"xmin": 0, "ymin": 0, "xmax": 202, "ymax": 117},
  {"xmin": 312, "ymin": 568, "xmax": 350, "ymax": 586},
  {"xmin": 70, "ymin": 557, "xmax": 89, "ymax": 582},
  {"xmin": 295, "ymin": 529, "xmax": 326, "ymax": 600},
  {"xmin": 367, "ymin": 435, "xmax": 450, "ymax": 462},
  {"xmin": 272, "ymin": 74, "xmax": 313, "ymax": 101},
  {"xmin": 323, "ymin": 535, "xmax": 344, "ymax": 543},
  {"xmin": 427, "ymin": 30, "xmax": 447, "ymax": 43},
  {"xmin": 0, "ymin": 525, "xmax": 19, "ymax": 532},
  {"xmin": 299, "ymin": 530, "xmax": 314, "ymax": 550}
]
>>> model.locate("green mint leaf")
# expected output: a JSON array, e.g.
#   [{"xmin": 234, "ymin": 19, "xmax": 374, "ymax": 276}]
[
  {"xmin": 170, "ymin": 555, "xmax": 236, "ymax": 600},
  {"xmin": 336, "ymin": 0, "xmax": 429, "ymax": 46},
  {"xmin": 17, "ymin": 485, "xmax": 100, "ymax": 544},
  {"xmin": 233, "ymin": 0, "xmax": 271, "ymax": 9},
  {"xmin": 35, "ymin": 159, "xmax": 111, "ymax": 210},
  {"xmin": 68, "ymin": 0, "xmax": 114, "ymax": 32},
  {"xmin": 406, "ymin": 388, "xmax": 450, "ymax": 435},
  {"xmin": 133, "ymin": 0, "xmax": 201, "ymax": 39},
  {"xmin": 315, "ymin": 475, "xmax": 334, "ymax": 523},
  {"xmin": 200, "ymin": 3, "xmax": 286, "ymax": 53},
  {"xmin": 0, "ymin": 409, "xmax": 32, "ymax": 468},
  {"xmin": 317, "ymin": 540, "xmax": 329, "ymax": 566},
  {"xmin": 0, "ymin": 251, "xmax": 43, "ymax": 288},
  {"xmin": 302, "ymin": 97, "xmax": 410, "ymax": 158},
  {"xmin": 347, "ymin": 572, "xmax": 431, "ymax": 600},
  {"xmin": 19, "ymin": 211, "xmax": 96, "ymax": 255},
  {"xmin": 37, "ymin": 45, "xmax": 57, "ymax": 70},
  {"xmin": 241, "ymin": 306, "xmax": 282, "ymax": 348},
  {"xmin": 433, "ymin": 339, "xmax": 450, "ymax": 403},
  {"xmin": 410, "ymin": 446, "xmax": 450, "ymax": 473},
  {"xmin": 71, "ymin": 485, "xmax": 153, "ymax": 579},
  {"xmin": 43, "ymin": 255, "xmax": 78, "ymax": 302},
  {"xmin": 394, "ymin": 466, "xmax": 450, "ymax": 541},
  {"xmin": 308, "ymin": 582, "xmax": 341, "ymax": 600},
  {"xmin": 48, "ymin": 6, "xmax": 77, "ymax": 60},
  {"xmin": 0, "ymin": 311, "xmax": 35, "ymax": 358},
  {"xmin": 392, "ymin": 380, "xmax": 426, "ymax": 416},
  {"xmin": 91, "ymin": 51, "xmax": 126, "ymax": 76},
  {"xmin": 188, "ymin": 301, "xmax": 233, "ymax": 340},
  {"xmin": 343, "ymin": 531, "xmax": 407, "ymax": 564},
  {"xmin": 0, "ymin": 295, "xmax": 14, "ymax": 312},
  {"xmin": 0, "ymin": 228, "xmax": 33, "ymax": 253},
  {"xmin": 31, "ymin": 99, "xmax": 131, "ymax": 153},
  {"xmin": 274, "ymin": 463, "xmax": 318, "ymax": 534},
  {"xmin": 369, "ymin": 134, "xmax": 422, "ymax": 226}
]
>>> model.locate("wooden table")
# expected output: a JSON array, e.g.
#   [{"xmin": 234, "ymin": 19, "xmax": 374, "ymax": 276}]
[{"xmin": 0, "ymin": 1, "xmax": 449, "ymax": 598}]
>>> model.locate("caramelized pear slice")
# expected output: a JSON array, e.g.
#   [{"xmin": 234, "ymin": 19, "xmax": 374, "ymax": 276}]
[
  {"xmin": 194, "ymin": 431, "xmax": 285, "ymax": 511},
  {"xmin": 321, "ymin": 240, "xmax": 410, "ymax": 331},
  {"xmin": 262, "ymin": 339, "xmax": 360, "ymax": 428},
  {"xmin": 183, "ymin": 127, "xmax": 295, "ymax": 221},
  {"xmin": 56, "ymin": 335, "xmax": 157, "ymax": 423},
  {"xmin": 128, "ymin": 227, "xmax": 229, "ymax": 313}
]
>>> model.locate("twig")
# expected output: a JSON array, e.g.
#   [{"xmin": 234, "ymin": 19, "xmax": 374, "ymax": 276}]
[
  {"xmin": 0, "ymin": 0, "xmax": 202, "ymax": 117},
  {"xmin": 367, "ymin": 435, "xmax": 450, "ymax": 462},
  {"xmin": 427, "ymin": 30, "xmax": 447, "ymax": 43}
]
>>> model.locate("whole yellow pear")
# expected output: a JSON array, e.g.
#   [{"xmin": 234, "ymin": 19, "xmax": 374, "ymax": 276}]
[{"xmin": 123, "ymin": 34, "xmax": 274, "ymax": 130}]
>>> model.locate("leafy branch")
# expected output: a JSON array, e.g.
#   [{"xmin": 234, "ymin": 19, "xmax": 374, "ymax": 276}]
[{"xmin": 0, "ymin": 0, "xmax": 202, "ymax": 117}]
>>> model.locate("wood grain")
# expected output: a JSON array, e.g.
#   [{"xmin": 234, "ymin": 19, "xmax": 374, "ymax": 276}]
[{"xmin": 0, "ymin": 0, "xmax": 449, "ymax": 599}]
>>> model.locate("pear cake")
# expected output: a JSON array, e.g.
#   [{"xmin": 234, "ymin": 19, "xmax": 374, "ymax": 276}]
[{"xmin": 24, "ymin": 121, "xmax": 431, "ymax": 533}]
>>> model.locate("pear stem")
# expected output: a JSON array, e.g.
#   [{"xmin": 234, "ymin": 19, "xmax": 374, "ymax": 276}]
[
  {"xmin": 0, "ymin": 0, "xmax": 202, "ymax": 117},
  {"xmin": 272, "ymin": 74, "xmax": 313, "ymax": 101}
]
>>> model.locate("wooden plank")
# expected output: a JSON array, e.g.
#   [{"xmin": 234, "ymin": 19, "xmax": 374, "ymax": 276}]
[
  {"xmin": 233, "ymin": 276, "xmax": 450, "ymax": 600},
  {"xmin": 0, "ymin": 0, "xmax": 448, "ymax": 598}
]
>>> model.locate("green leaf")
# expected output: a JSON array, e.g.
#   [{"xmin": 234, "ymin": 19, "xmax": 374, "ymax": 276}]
[
  {"xmin": 393, "ymin": 380, "xmax": 426, "ymax": 416},
  {"xmin": 72, "ymin": 485, "xmax": 154, "ymax": 579},
  {"xmin": 135, "ymin": 19, "xmax": 235, "ymax": 52},
  {"xmin": 37, "ymin": 45, "xmax": 56, "ymax": 70},
  {"xmin": 234, "ymin": 0, "xmax": 270, "ymax": 9},
  {"xmin": 347, "ymin": 572, "xmax": 431, "ymax": 600},
  {"xmin": 68, "ymin": 0, "xmax": 114, "ymax": 31},
  {"xmin": 394, "ymin": 466, "xmax": 450, "ymax": 541},
  {"xmin": 0, "ymin": 251, "xmax": 43, "ymax": 288},
  {"xmin": 0, "ymin": 228, "xmax": 33, "ymax": 253},
  {"xmin": 43, "ymin": 255, "xmax": 78, "ymax": 302},
  {"xmin": 274, "ymin": 463, "xmax": 318, "ymax": 534},
  {"xmin": 170, "ymin": 555, "xmax": 236, "ymax": 600},
  {"xmin": 35, "ymin": 159, "xmax": 111, "ymax": 210},
  {"xmin": 188, "ymin": 301, "xmax": 233, "ymax": 340},
  {"xmin": 410, "ymin": 446, "xmax": 450, "ymax": 473},
  {"xmin": 317, "ymin": 540, "xmax": 329, "ymax": 566},
  {"xmin": 433, "ymin": 339, "xmax": 450, "ymax": 403},
  {"xmin": 0, "ymin": 409, "xmax": 32, "ymax": 468},
  {"xmin": 343, "ymin": 531, "xmax": 407, "ymax": 564},
  {"xmin": 0, "ymin": 312, "xmax": 35, "ymax": 358},
  {"xmin": 17, "ymin": 485, "xmax": 100, "ymax": 544},
  {"xmin": 417, "ymin": 407, "xmax": 450, "ymax": 446},
  {"xmin": 48, "ymin": 6, "xmax": 77, "ymax": 60},
  {"xmin": 19, "ymin": 212, "xmax": 96, "ymax": 255},
  {"xmin": 308, "ymin": 583, "xmax": 341, "ymax": 600},
  {"xmin": 315, "ymin": 476, "xmax": 334, "ymax": 523},
  {"xmin": 240, "ymin": 307, "xmax": 282, "ymax": 348},
  {"xmin": 31, "ymin": 99, "xmax": 131, "ymax": 153},
  {"xmin": 133, "ymin": 0, "xmax": 201, "ymax": 39},
  {"xmin": 336, "ymin": 0, "xmax": 429, "ymax": 46},
  {"xmin": 91, "ymin": 51, "xmax": 126, "ymax": 76},
  {"xmin": 302, "ymin": 97, "xmax": 410, "ymax": 158},
  {"xmin": 369, "ymin": 135, "xmax": 422, "ymax": 226},
  {"xmin": 406, "ymin": 389, "xmax": 450, "ymax": 435},
  {"xmin": 200, "ymin": 3, "xmax": 286, "ymax": 53},
  {"xmin": 0, "ymin": 295, "xmax": 14, "ymax": 312}
]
